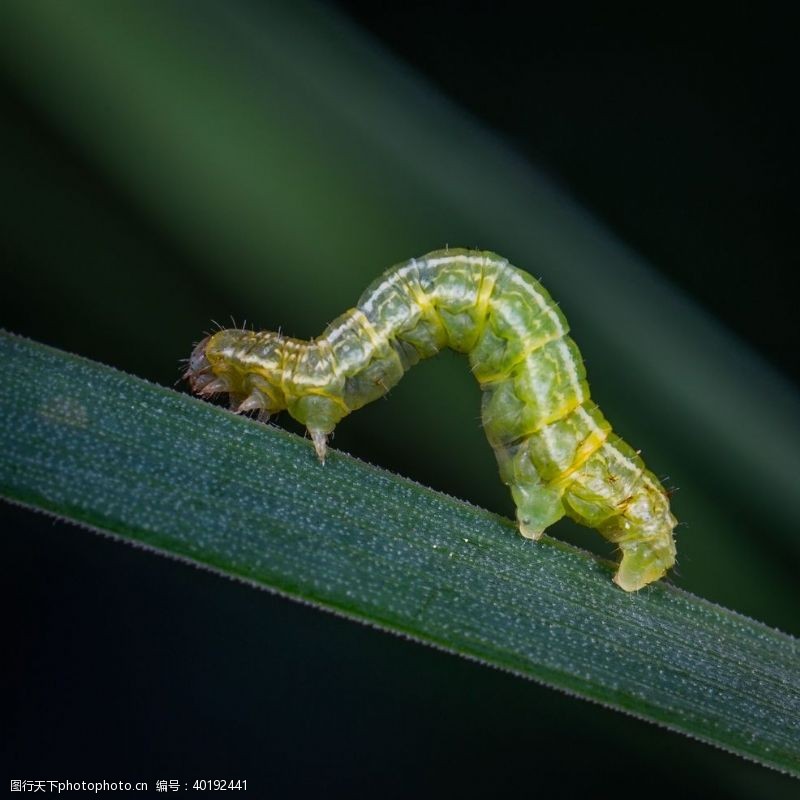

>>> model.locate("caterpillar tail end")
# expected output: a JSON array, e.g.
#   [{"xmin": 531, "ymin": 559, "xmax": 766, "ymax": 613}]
[{"xmin": 612, "ymin": 537, "xmax": 677, "ymax": 592}]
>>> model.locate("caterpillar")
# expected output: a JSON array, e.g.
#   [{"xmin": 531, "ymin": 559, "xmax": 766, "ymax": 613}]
[{"xmin": 186, "ymin": 249, "xmax": 677, "ymax": 591}]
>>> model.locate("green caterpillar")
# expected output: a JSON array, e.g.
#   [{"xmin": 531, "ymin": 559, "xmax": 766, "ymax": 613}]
[{"xmin": 187, "ymin": 248, "xmax": 677, "ymax": 591}]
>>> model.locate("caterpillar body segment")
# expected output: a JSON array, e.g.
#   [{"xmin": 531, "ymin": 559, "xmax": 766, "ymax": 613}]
[{"xmin": 187, "ymin": 249, "xmax": 677, "ymax": 591}]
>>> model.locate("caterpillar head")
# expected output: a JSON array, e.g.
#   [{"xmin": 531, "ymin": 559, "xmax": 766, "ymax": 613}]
[
  {"xmin": 186, "ymin": 329, "xmax": 287, "ymax": 417},
  {"xmin": 186, "ymin": 329, "xmax": 348, "ymax": 463}
]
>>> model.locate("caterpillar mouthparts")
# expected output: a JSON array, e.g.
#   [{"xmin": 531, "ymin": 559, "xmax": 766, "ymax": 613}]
[
  {"xmin": 187, "ymin": 248, "xmax": 678, "ymax": 591},
  {"xmin": 186, "ymin": 335, "xmax": 216, "ymax": 394}
]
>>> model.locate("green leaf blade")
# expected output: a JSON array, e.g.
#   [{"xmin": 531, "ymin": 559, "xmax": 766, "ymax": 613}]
[{"xmin": 1, "ymin": 330, "xmax": 798, "ymax": 775}]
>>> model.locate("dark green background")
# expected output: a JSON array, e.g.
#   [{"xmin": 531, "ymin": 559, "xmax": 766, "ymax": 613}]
[{"xmin": 2, "ymin": 2, "xmax": 797, "ymax": 796}]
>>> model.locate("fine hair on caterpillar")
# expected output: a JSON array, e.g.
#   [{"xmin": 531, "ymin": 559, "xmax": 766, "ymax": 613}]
[{"xmin": 186, "ymin": 248, "xmax": 677, "ymax": 592}]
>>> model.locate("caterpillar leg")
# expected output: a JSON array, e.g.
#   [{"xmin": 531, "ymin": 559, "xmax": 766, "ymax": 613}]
[
  {"xmin": 509, "ymin": 483, "xmax": 565, "ymax": 540},
  {"xmin": 309, "ymin": 429, "xmax": 329, "ymax": 463}
]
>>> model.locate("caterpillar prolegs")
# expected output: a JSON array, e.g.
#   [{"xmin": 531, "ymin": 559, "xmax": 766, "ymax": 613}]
[{"xmin": 187, "ymin": 249, "xmax": 677, "ymax": 591}]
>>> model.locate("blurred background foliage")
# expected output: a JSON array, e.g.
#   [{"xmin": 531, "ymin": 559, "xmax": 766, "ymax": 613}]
[{"xmin": 1, "ymin": 2, "xmax": 797, "ymax": 796}]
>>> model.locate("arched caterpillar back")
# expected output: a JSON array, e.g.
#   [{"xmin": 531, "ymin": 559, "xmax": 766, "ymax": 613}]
[{"xmin": 187, "ymin": 249, "xmax": 677, "ymax": 591}]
